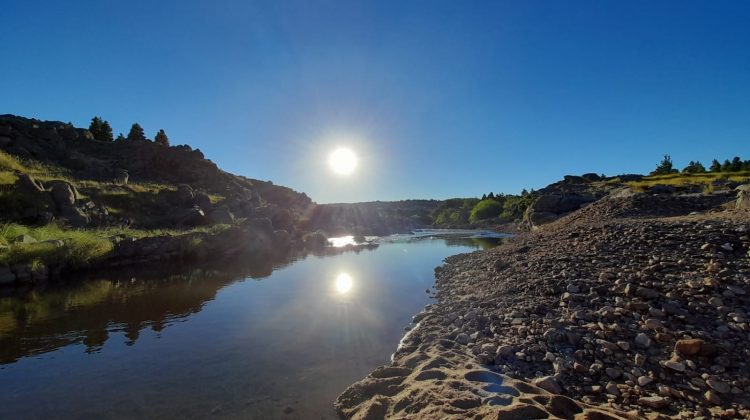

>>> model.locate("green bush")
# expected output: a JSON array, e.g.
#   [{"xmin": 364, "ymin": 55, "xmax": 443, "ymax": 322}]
[{"xmin": 469, "ymin": 199, "xmax": 502, "ymax": 223}]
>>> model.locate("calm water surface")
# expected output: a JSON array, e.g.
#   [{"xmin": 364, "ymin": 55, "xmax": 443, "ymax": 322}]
[{"xmin": 0, "ymin": 232, "xmax": 502, "ymax": 419}]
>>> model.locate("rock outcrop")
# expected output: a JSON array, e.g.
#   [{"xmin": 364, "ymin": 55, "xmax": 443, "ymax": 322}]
[
  {"xmin": 736, "ymin": 184, "xmax": 750, "ymax": 209},
  {"xmin": 524, "ymin": 193, "xmax": 594, "ymax": 229}
]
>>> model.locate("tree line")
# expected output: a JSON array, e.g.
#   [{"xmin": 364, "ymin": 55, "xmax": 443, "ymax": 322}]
[
  {"xmin": 88, "ymin": 116, "xmax": 170, "ymax": 146},
  {"xmin": 652, "ymin": 154, "xmax": 750, "ymax": 175}
]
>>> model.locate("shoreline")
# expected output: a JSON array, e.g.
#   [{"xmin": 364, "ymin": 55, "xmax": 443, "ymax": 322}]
[{"xmin": 335, "ymin": 194, "xmax": 750, "ymax": 419}]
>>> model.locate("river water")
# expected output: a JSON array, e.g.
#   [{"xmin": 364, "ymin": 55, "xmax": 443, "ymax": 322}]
[{"xmin": 0, "ymin": 231, "xmax": 504, "ymax": 419}]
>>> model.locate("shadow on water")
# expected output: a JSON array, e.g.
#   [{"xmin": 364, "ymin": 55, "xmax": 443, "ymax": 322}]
[{"xmin": 0, "ymin": 241, "xmax": 386, "ymax": 365}]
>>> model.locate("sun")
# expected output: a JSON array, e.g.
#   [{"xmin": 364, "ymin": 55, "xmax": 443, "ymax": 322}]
[
  {"xmin": 328, "ymin": 147, "xmax": 358, "ymax": 175},
  {"xmin": 335, "ymin": 272, "xmax": 353, "ymax": 294}
]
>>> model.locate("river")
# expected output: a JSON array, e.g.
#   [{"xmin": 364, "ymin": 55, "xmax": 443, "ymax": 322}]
[{"xmin": 0, "ymin": 230, "xmax": 505, "ymax": 419}]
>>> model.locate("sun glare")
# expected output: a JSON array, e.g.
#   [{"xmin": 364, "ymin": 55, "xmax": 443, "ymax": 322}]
[
  {"xmin": 328, "ymin": 147, "xmax": 358, "ymax": 175},
  {"xmin": 335, "ymin": 272, "xmax": 353, "ymax": 294}
]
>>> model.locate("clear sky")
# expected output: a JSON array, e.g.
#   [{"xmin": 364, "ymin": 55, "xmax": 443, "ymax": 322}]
[{"xmin": 2, "ymin": 1, "xmax": 749, "ymax": 203}]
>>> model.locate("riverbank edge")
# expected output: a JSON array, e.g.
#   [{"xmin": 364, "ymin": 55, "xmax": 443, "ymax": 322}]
[
  {"xmin": 334, "ymin": 194, "xmax": 750, "ymax": 419},
  {"xmin": 0, "ymin": 217, "xmax": 342, "ymax": 287}
]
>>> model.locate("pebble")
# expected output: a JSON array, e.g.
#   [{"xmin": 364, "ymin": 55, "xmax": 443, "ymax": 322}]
[
  {"xmin": 635, "ymin": 333, "xmax": 651, "ymax": 348},
  {"xmin": 704, "ymin": 390, "xmax": 721, "ymax": 404},
  {"xmin": 605, "ymin": 381, "xmax": 619, "ymax": 396},
  {"xmin": 566, "ymin": 283, "xmax": 580, "ymax": 293},
  {"xmin": 637, "ymin": 376, "xmax": 653, "ymax": 386},
  {"xmin": 663, "ymin": 360, "xmax": 685, "ymax": 372},
  {"xmin": 532, "ymin": 376, "xmax": 561, "ymax": 394},
  {"xmin": 706, "ymin": 378, "xmax": 730, "ymax": 394},
  {"xmin": 644, "ymin": 318, "xmax": 662, "ymax": 329},
  {"xmin": 605, "ymin": 367, "xmax": 621, "ymax": 379},
  {"xmin": 675, "ymin": 338, "xmax": 703, "ymax": 356},
  {"xmin": 638, "ymin": 396, "xmax": 669, "ymax": 409},
  {"xmin": 636, "ymin": 286, "xmax": 660, "ymax": 300}
]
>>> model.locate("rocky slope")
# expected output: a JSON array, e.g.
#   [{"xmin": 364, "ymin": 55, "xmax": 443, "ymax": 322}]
[
  {"xmin": 0, "ymin": 114, "xmax": 312, "ymax": 228},
  {"xmin": 0, "ymin": 114, "xmax": 318, "ymax": 286},
  {"xmin": 336, "ymin": 192, "xmax": 750, "ymax": 419}
]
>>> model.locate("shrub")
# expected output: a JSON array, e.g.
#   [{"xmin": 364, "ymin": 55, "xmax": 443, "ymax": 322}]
[{"xmin": 469, "ymin": 199, "xmax": 502, "ymax": 223}]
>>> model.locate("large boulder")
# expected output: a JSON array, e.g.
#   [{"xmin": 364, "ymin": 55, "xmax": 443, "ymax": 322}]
[
  {"xmin": 532, "ymin": 194, "xmax": 587, "ymax": 214},
  {"xmin": 47, "ymin": 180, "xmax": 77, "ymax": 208},
  {"xmin": 206, "ymin": 206, "xmax": 234, "ymax": 225},
  {"xmin": 59, "ymin": 206, "xmax": 90, "ymax": 228},
  {"xmin": 736, "ymin": 184, "xmax": 750, "ymax": 209},
  {"xmin": 15, "ymin": 173, "xmax": 44, "ymax": 193},
  {"xmin": 113, "ymin": 169, "xmax": 129, "ymax": 185},
  {"xmin": 176, "ymin": 184, "xmax": 195, "ymax": 206},
  {"xmin": 193, "ymin": 191, "xmax": 212, "ymax": 211},
  {"xmin": 177, "ymin": 206, "xmax": 205, "ymax": 226}
]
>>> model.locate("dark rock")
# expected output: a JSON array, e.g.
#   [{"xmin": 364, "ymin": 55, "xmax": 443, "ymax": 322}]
[
  {"xmin": 206, "ymin": 206, "xmax": 234, "ymax": 225},
  {"xmin": 193, "ymin": 191, "xmax": 212, "ymax": 211},
  {"xmin": 177, "ymin": 206, "xmax": 205, "ymax": 226},
  {"xmin": 15, "ymin": 173, "xmax": 44, "ymax": 193},
  {"xmin": 113, "ymin": 169, "xmax": 129, "ymax": 185},
  {"xmin": 47, "ymin": 180, "xmax": 77, "ymax": 207},
  {"xmin": 59, "ymin": 206, "xmax": 90, "ymax": 227}
]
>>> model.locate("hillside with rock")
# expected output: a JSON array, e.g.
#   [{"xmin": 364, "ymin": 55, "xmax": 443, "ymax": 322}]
[
  {"xmin": 0, "ymin": 114, "xmax": 319, "ymax": 286},
  {"xmin": 0, "ymin": 114, "xmax": 312, "ymax": 228},
  {"xmin": 336, "ymin": 190, "xmax": 750, "ymax": 419}
]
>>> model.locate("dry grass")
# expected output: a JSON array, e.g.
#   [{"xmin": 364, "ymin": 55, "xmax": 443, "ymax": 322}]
[{"xmin": 625, "ymin": 172, "xmax": 750, "ymax": 190}]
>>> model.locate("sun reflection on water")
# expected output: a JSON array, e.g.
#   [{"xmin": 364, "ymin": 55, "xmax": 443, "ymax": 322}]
[
  {"xmin": 328, "ymin": 236, "xmax": 356, "ymax": 247},
  {"xmin": 335, "ymin": 272, "xmax": 353, "ymax": 294}
]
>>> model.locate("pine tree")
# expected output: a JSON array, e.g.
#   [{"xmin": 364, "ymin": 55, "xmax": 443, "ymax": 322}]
[
  {"xmin": 154, "ymin": 129, "xmax": 169, "ymax": 146},
  {"xmin": 730, "ymin": 156, "xmax": 742, "ymax": 172},
  {"xmin": 481, "ymin": 194, "xmax": 487, "ymax": 200},
  {"xmin": 126, "ymin": 123, "xmax": 146, "ymax": 142},
  {"xmin": 100, "ymin": 121, "xmax": 114, "ymax": 141},
  {"xmin": 709, "ymin": 159, "xmax": 722, "ymax": 172},
  {"xmin": 487, "ymin": 192, "xmax": 495, "ymax": 199},
  {"xmin": 115, "ymin": 133, "xmax": 126, "ymax": 142},
  {"xmin": 682, "ymin": 161, "xmax": 706, "ymax": 174},
  {"xmin": 721, "ymin": 159, "xmax": 731, "ymax": 172},
  {"xmin": 88, "ymin": 117, "xmax": 103, "ymax": 140},
  {"xmin": 651, "ymin": 154, "xmax": 677, "ymax": 175}
]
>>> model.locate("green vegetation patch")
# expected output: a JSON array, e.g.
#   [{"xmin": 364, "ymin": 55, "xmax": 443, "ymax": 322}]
[
  {"xmin": 0, "ymin": 223, "xmax": 232, "ymax": 268},
  {"xmin": 0, "ymin": 223, "xmax": 114, "ymax": 268},
  {"xmin": 469, "ymin": 199, "xmax": 502, "ymax": 223},
  {"xmin": 627, "ymin": 171, "xmax": 750, "ymax": 191}
]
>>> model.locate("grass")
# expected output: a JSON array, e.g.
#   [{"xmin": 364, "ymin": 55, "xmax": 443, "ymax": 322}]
[
  {"xmin": 0, "ymin": 222, "xmax": 232, "ymax": 268},
  {"xmin": 624, "ymin": 171, "xmax": 750, "ymax": 191},
  {"xmin": 0, "ymin": 223, "xmax": 114, "ymax": 268}
]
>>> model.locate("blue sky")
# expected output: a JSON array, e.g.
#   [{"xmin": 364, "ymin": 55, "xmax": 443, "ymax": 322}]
[{"xmin": 2, "ymin": 1, "xmax": 749, "ymax": 203}]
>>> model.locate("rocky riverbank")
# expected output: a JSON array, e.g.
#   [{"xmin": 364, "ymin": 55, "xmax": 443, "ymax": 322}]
[{"xmin": 336, "ymin": 193, "xmax": 750, "ymax": 419}]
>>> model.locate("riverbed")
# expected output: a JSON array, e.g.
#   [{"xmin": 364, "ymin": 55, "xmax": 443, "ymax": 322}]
[{"xmin": 0, "ymin": 230, "xmax": 505, "ymax": 419}]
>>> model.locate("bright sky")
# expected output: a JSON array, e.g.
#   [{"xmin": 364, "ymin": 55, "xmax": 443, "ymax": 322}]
[{"xmin": 2, "ymin": 1, "xmax": 749, "ymax": 203}]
